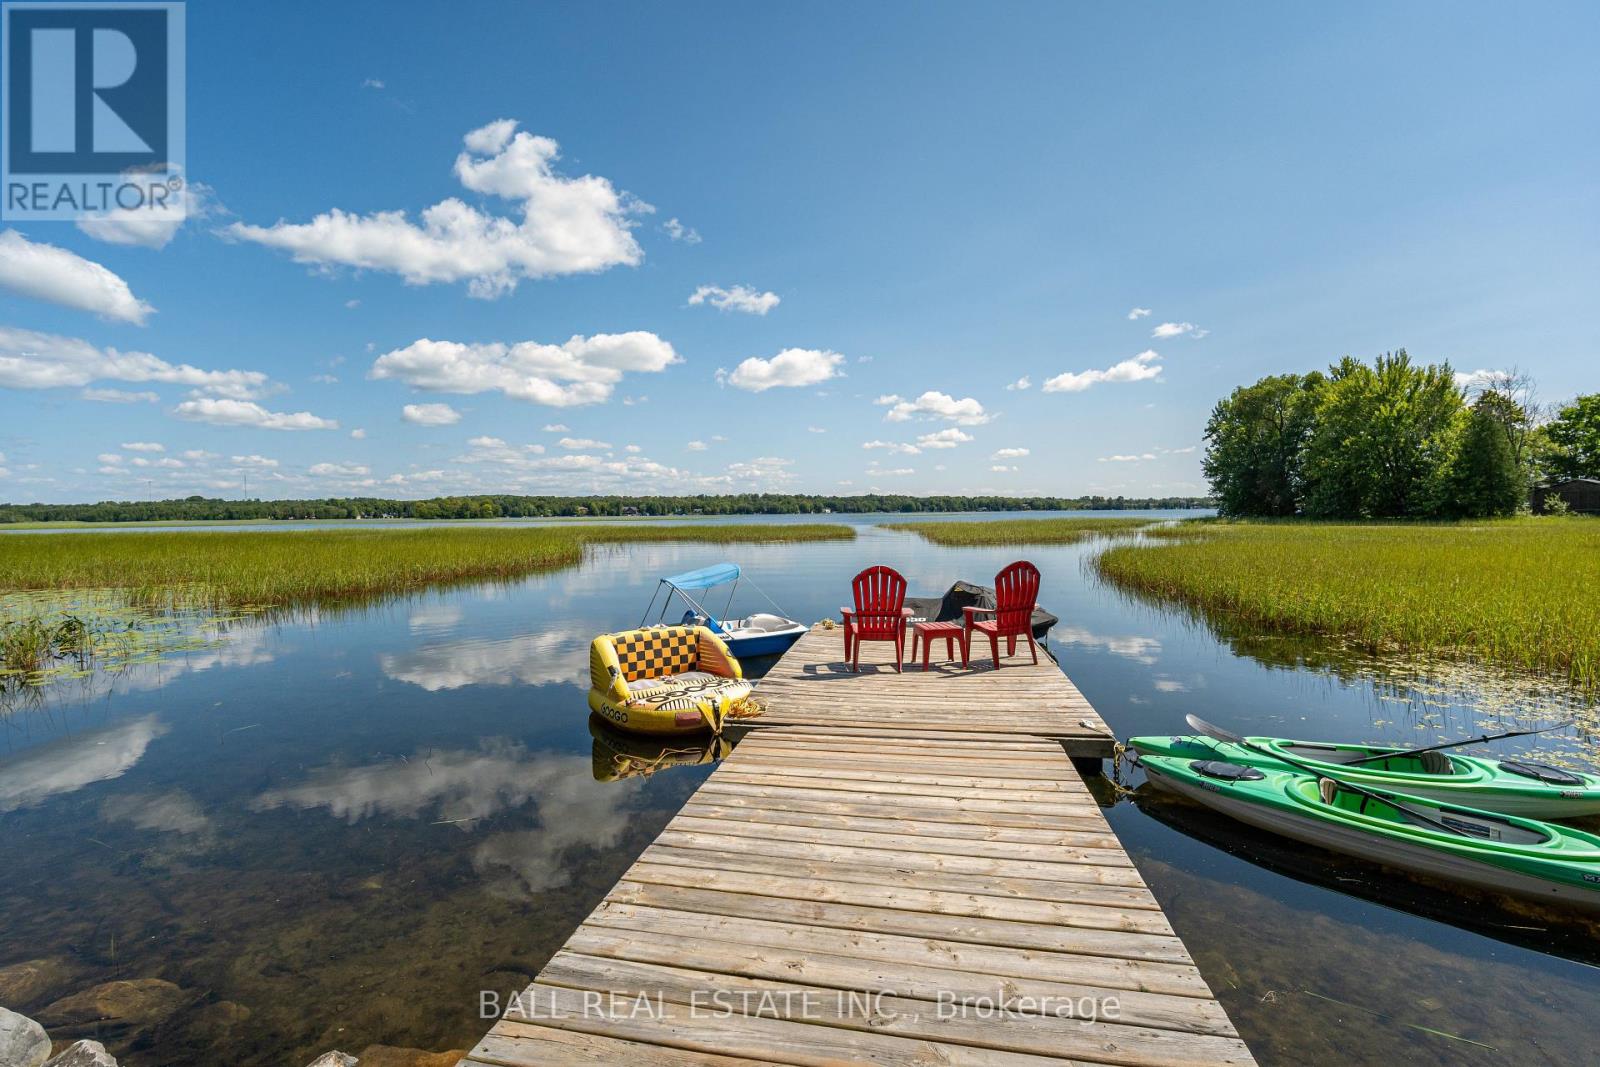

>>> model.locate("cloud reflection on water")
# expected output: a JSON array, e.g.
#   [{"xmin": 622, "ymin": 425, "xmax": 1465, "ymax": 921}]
[
  {"xmin": 0, "ymin": 714, "xmax": 169, "ymax": 814},
  {"xmin": 379, "ymin": 629, "xmax": 587, "ymax": 691},
  {"xmin": 1053, "ymin": 624, "xmax": 1162, "ymax": 665},
  {"xmin": 250, "ymin": 741, "xmax": 640, "ymax": 900}
]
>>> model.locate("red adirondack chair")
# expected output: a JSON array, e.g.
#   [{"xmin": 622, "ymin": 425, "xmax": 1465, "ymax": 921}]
[
  {"xmin": 963, "ymin": 560, "xmax": 1041, "ymax": 669},
  {"xmin": 842, "ymin": 565, "xmax": 909, "ymax": 672}
]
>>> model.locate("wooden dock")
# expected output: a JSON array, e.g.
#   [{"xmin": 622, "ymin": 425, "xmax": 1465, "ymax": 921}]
[
  {"xmin": 462, "ymin": 627, "xmax": 1253, "ymax": 1066},
  {"xmin": 745, "ymin": 625, "xmax": 1116, "ymax": 756}
]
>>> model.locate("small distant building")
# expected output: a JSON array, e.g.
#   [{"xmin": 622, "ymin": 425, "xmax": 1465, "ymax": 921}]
[
  {"xmin": 621, "ymin": 506, "xmax": 639, "ymax": 516},
  {"xmin": 1532, "ymin": 478, "xmax": 1600, "ymax": 515}
]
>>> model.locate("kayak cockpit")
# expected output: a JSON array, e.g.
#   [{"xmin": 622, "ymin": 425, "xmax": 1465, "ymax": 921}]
[
  {"xmin": 1275, "ymin": 741, "xmax": 1459, "ymax": 776},
  {"xmin": 1304, "ymin": 778, "xmax": 1553, "ymax": 845}
]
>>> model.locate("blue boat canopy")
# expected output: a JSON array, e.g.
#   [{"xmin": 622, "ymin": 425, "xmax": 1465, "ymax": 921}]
[{"xmin": 661, "ymin": 563, "xmax": 741, "ymax": 591}]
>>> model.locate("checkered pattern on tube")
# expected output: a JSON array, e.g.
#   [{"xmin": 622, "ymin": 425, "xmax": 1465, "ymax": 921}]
[{"xmin": 611, "ymin": 627, "xmax": 698, "ymax": 683}]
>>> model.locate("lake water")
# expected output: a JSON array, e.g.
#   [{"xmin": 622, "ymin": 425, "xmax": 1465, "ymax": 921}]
[{"xmin": 2, "ymin": 514, "xmax": 1597, "ymax": 1065}]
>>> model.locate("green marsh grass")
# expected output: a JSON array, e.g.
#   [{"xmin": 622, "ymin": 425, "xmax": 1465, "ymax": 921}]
[
  {"xmin": 1094, "ymin": 517, "xmax": 1600, "ymax": 695},
  {"xmin": 884, "ymin": 516, "xmax": 1155, "ymax": 546},
  {"xmin": 0, "ymin": 523, "xmax": 854, "ymax": 611}
]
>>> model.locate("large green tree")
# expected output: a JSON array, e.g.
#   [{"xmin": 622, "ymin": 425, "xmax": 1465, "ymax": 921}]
[
  {"xmin": 1543, "ymin": 394, "xmax": 1600, "ymax": 481},
  {"xmin": 1300, "ymin": 351, "xmax": 1464, "ymax": 518},
  {"xmin": 1201, "ymin": 372, "xmax": 1324, "ymax": 516},
  {"xmin": 1444, "ymin": 394, "xmax": 1524, "ymax": 517}
]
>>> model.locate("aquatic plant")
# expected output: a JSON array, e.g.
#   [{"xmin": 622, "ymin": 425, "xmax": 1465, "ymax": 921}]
[
  {"xmin": 883, "ymin": 516, "xmax": 1154, "ymax": 546},
  {"xmin": 1094, "ymin": 516, "xmax": 1600, "ymax": 695},
  {"xmin": 0, "ymin": 524, "xmax": 854, "ymax": 611},
  {"xmin": 0, "ymin": 615, "xmax": 89, "ymax": 682}
]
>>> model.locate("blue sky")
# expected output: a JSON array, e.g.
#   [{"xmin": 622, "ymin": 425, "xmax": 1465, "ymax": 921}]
[{"xmin": 2, "ymin": 1, "xmax": 1596, "ymax": 502}]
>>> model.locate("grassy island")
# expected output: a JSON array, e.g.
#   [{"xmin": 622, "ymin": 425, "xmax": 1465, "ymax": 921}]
[
  {"xmin": 883, "ymin": 516, "xmax": 1155, "ymax": 546},
  {"xmin": 1094, "ymin": 518, "xmax": 1600, "ymax": 694},
  {"xmin": 0, "ymin": 524, "xmax": 854, "ymax": 611}
]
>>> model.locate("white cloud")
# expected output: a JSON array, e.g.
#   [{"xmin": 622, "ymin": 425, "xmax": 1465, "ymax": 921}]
[
  {"xmin": 97, "ymin": 453, "xmax": 123, "ymax": 465},
  {"xmin": 227, "ymin": 120, "xmax": 647, "ymax": 298},
  {"xmin": 807, "ymin": 426, "xmax": 826, "ymax": 434},
  {"xmin": 1152, "ymin": 321, "xmax": 1207, "ymax": 339},
  {"xmin": 310, "ymin": 373, "xmax": 339, "ymax": 384},
  {"xmin": 1043, "ymin": 350, "xmax": 1163, "ymax": 393},
  {"xmin": 401, "ymin": 402, "xmax": 462, "ymax": 426},
  {"xmin": 121, "ymin": 441, "xmax": 164, "ymax": 453},
  {"xmin": 0, "ymin": 326, "xmax": 269, "ymax": 396},
  {"xmin": 1005, "ymin": 376, "xmax": 1031, "ymax": 391},
  {"xmin": 991, "ymin": 464, "xmax": 1020, "ymax": 473},
  {"xmin": 362, "ymin": 77, "xmax": 386, "ymax": 90},
  {"xmin": 624, "ymin": 444, "xmax": 641, "ymax": 453},
  {"xmin": 873, "ymin": 467, "xmax": 916, "ymax": 476},
  {"xmin": 1127, "ymin": 307, "xmax": 1152, "ymax": 320},
  {"xmin": 350, "ymin": 428, "xmax": 367, "ymax": 440},
  {"xmin": 1098, "ymin": 452, "xmax": 1158, "ymax": 462},
  {"xmin": 876, "ymin": 390, "xmax": 992, "ymax": 425},
  {"xmin": 0, "ymin": 231, "xmax": 154, "ymax": 324},
  {"xmin": 663, "ymin": 217, "xmax": 701, "ymax": 244},
  {"xmin": 1455, "ymin": 368, "xmax": 1504, "ymax": 391},
  {"xmin": 719, "ymin": 348, "xmax": 843, "ymax": 392},
  {"xmin": 173, "ymin": 397, "xmax": 338, "ymax": 431},
  {"xmin": 685, "ymin": 440, "xmax": 708, "ymax": 451},
  {"xmin": 309, "ymin": 462, "xmax": 370, "ymax": 477},
  {"xmin": 862, "ymin": 439, "xmax": 919, "ymax": 455},
  {"xmin": 688, "ymin": 284, "xmax": 780, "ymax": 315},
  {"xmin": 231, "ymin": 454, "xmax": 278, "ymax": 468},
  {"xmin": 81, "ymin": 387, "xmax": 158, "ymax": 404},
  {"xmin": 916, "ymin": 427, "xmax": 973, "ymax": 449},
  {"xmin": 542, "ymin": 423, "xmax": 569, "ymax": 432},
  {"xmin": 558, "ymin": 436, "xmax": 610, "ymax": 450},
  {"xmin": 722, "ymin": 456, "xmax": 796, "ymax": 484},
  {"xmin": 452, "ymin": 435, "xmax": 685, "ymax": 491},
  {"xmin": 371, "ymin": 331, "xmax": 679, "ymax": 407},
  {"xmin": 1166, "ymin": 445, "xmax": 1197, "ymax": 455},
  {"xmin": 76, "ymin": 180, "xmax": 215, "ymax": 249},
  {"xmin": 992, "ymin": 447, "xmax": 1029, "ymax": 459}
]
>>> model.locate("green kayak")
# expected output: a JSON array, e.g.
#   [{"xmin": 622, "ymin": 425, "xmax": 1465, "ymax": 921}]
[
  {"xmin": 1127, "ymin": 732, "xmax": 1600, "ymax": 819},
  {"xmin": 1137, "ymin": 753, "xmax": 1600, "ymax": 911}
]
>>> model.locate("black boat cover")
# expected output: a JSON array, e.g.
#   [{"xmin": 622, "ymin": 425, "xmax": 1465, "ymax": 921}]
[{"xmin": 902, "ymin": 580, "xmax": 1059, "ymax": 640}]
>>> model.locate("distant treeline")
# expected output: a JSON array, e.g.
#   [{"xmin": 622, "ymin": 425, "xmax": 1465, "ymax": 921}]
[{"xmin": 0, "ymin": 493, "xmax": 1214, "ymax": 524}]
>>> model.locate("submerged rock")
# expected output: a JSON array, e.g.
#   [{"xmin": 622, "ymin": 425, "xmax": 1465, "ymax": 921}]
[
  {"xmin": 0, "ymin": 1007, "xmax": 51, "ymax": 1067},
  {"xmin": 302, "ymin": 1054, "xmax": 358, "ymax": 1067},
  {"xmin": 42, "ymin": 1041, "xmax": 117, "ymax": 1067},
  {"xmin": 0, "ymin": 960, "xmax": 82, "ymax": 1012},
  {"xmin": 36, "ymin": 979, "xmax": 186, "ymax": 1031},
  {"xmin": 185, "ymin": 1000, "xmax": 251, "ymax": 1045},
  {"xmin": 356, "ymin": 1046, "xmax": 469, "ymax": 1067}
]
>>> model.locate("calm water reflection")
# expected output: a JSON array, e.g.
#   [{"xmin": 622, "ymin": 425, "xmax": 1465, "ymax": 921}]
[{"xmin": 2, "ymin": 514, "xmax": 1597, "ymax": 1065}]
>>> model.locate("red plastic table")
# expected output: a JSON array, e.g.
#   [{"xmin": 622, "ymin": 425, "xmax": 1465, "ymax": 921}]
[{"xmin": 910, "ymin": 620, "xmax": 965, "ymax": 671}]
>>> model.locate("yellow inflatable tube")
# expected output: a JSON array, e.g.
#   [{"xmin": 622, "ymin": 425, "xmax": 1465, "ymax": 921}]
[{"xmin": 588, "ymin": 624, "xmax": 752, "ymax": 736}]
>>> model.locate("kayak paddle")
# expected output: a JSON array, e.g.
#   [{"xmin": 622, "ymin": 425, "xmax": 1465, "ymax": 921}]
[
  {"xmin": 1342, "ymin": 726, "xmax": 1565, "ymax": 767},
  {"xmin": 1184, "ymin": 714, "xmax": 1474, "ymax": 839}
]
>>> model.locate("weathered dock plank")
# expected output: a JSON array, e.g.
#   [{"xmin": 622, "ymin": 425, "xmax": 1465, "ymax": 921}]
[
  {"xmin": 465, "ymin": 725, "xmax": 1255, "ymax": 1066},
  {"xmin": 742, "ymin": 625, "xmax": 1116, "ymax": 756}
]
